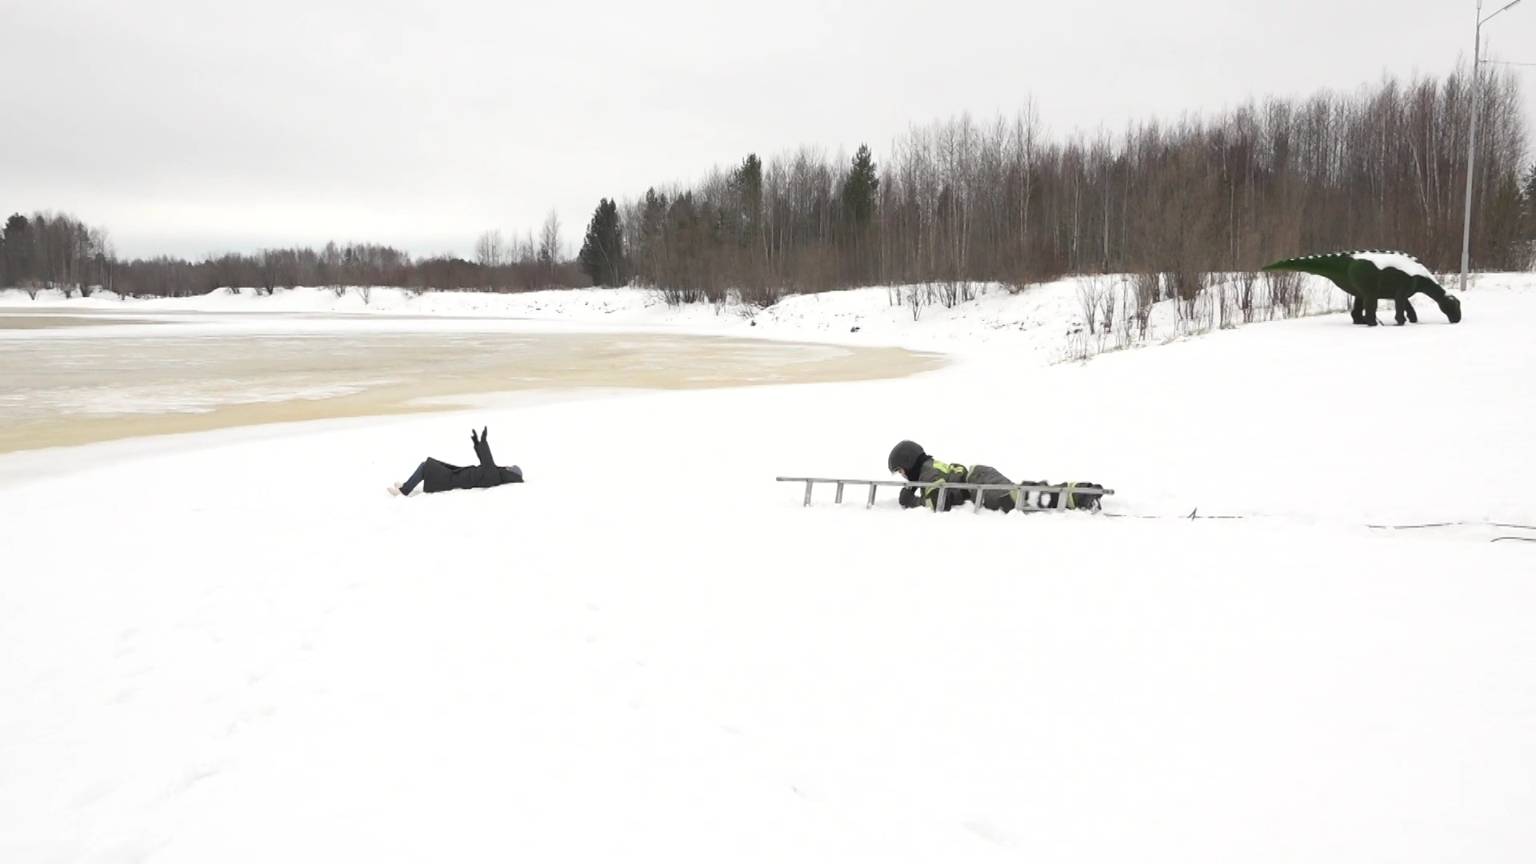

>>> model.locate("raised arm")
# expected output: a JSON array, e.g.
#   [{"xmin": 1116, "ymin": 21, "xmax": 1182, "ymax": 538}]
[{"xmin": 473, "ymin": 426, "xmax": 495, "ymax": 467}]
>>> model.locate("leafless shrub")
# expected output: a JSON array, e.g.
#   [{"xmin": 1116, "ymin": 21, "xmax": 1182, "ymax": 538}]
[
  {"xmin": 939, "ymin": 278, "xmax": 961, "ymax": 308},
  {"xmin": 1131, "ymin": 272, "xmax": 1159, "ymax": 339},
  {"xmin": 1077, "ymin": 276, "xmax": 1106, "ymax": 335},
  {"xmin": 904, "ymin": 284, "xmax": 929, "ymax": 320},
  {"xmin": 1098, "ymin": 279, "xmax": 1118, "ymax": 337},
  {"xmin": 1178, "ymin": 288, "xmax": 1217, "ymax": 336},
  {"xmin": 1064, "ymin": 325, "xmax": 1090, "ymax": 362},
  {"xmin": 1262, "ymin": 269, "xmax": 1304, "ymax": 319},
  {"xmin": 1169, "ymin": 270, "xmax": 1206, "ymax": 324},
  {"xmin": 1217, "ymin": 279, "xmax": 1238, "ymax": 330},
  {"xmin": 1116, "ymin": 285, "xmax": 1137, "ymax": 350},
  {"xmin": 932, "ymin": 278, "xmax": 978, "ymax": 308},
  {"xmin": 1234, "ymin": 270, "xmax": 1258, "ymax": 324},
  {"xmin": 740, "ymin": 280, "xmax": 782, "ymax": 308}
]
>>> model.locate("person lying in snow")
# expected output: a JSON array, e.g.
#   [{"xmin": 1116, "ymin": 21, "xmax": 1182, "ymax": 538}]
[
  {"xmin": 886, "ymin": 439, "xmax": 1103, "ymax": 512},
  {"xmin": 389, "ymin": 427, "xmax": 524, "ymax": 497}
]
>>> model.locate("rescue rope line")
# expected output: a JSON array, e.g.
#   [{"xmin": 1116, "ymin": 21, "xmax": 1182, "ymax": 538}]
[{"xmin": 1103, "ymin": 512, "xmax": 1536, "ymax": 542}]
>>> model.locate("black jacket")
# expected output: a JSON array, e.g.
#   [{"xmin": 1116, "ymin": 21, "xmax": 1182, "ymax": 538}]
[
  {"xmin": 422, "ymin": 434, "xmax": 523, "ymax": 493},
  {"xmin": 899, "ymin": 456, "xmax": 977, "ymax": 511},
  {"xmin": 900, "ymin": 456, "xmax": 1105, "ymax": 512}
]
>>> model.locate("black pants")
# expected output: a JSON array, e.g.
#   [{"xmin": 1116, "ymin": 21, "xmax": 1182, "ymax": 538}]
[{"xmin": 400, "ymin": 460, "xmax": 429, "ymax": 495}]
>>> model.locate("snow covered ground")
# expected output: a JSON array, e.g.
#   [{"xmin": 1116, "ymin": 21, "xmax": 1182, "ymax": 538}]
[
  {"xmin": 0, "ymin": 273, "xmax": 1310, "ymax": 356},
  {"xmin": 3, "ymin": 275, "xmax": 1535, "ymax": 863}
]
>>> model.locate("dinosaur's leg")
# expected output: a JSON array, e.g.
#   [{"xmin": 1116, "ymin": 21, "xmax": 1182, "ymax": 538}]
[
  {"xmin": 1403, "ymin": 298, "xmax": 1418, "ymax": 323},
  {"xmin": 1351, "ymin": 295, "xmax": 1366, "ymax": 325},
  {"xmin": 1346, "ymin": 260, "xmax": 1384, "ymax": 327},
  {"xmin": 1377, "ymin": 269, "xmax": 1413, "ymax": 325},
  {"xmin": 1393, "ymin": 287, "xmax": 1411, "ymax": 325}
]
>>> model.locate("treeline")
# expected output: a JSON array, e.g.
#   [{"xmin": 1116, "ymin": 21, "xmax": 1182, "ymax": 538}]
[
  {"xmin": 0, "ymin": 211, "xmax": 585, "ymax": 299},
  {"xmin": 603, "ymin": 66, "xmax": 1535, "ymax": 304},
  {"xmin": 4, "ymin": 66, "xmax": 1534, "ymax": 303},
  {"xmin": 0, "ymin": 212, "xmax": 115, "ymax": 299}
]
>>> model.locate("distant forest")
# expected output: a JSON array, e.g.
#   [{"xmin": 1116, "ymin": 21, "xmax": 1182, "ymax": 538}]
[
  {"xmin": 0, "ymin": 210, "xmax": 585, "ymax": 300},
  {"xmin": 3, "ymin": 66, "xmax": 1534, "ymax": 302}
]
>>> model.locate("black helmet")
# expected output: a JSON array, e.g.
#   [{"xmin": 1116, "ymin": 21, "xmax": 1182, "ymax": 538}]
[{"xmin": 887, "ymin": 440, "xmax": 926, "ymax": 477}]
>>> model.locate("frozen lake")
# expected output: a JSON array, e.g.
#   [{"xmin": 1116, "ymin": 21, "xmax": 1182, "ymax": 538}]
[{"xmin": 0, "ymin": 310, "xmax": 942, "ymax": 453}]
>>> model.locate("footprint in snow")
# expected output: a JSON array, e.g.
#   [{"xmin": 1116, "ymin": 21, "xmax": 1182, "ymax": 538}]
[
  {"xmin": 962, "ymin": 820, "xmax": 1018, "ymax": 848},
  {"xmin": 168, "ymin": 759, "xmax": 229, "ymax": 797}
]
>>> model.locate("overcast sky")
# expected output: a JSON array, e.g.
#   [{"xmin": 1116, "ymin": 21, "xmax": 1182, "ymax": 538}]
[{"xmin": 2, "ymin": 0, "xmax": 1533, "ymax": 260}]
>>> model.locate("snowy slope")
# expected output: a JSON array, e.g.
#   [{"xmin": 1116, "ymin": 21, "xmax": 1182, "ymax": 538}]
[
  {"xmin": 2, "ymin": 275, "xmax": 1535, "ymax": 863},
  {"xmin": 0, "ymin": 274, "xmax": 1342, "ymax": 356},
  {"xmin": 3, "ymin": 281, "xmax": 1077, "ymax": 356}
]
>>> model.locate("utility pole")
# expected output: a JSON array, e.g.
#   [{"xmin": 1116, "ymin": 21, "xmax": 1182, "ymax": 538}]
[{"xmin": 1460, "ymin": 0, "xmax": 1526, "ymax": 291}]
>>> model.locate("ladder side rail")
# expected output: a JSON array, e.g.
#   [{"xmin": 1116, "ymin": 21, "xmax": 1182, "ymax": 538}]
[{"xmin": 776, "ymin": 477, "xmax": 1114, "ymax": 496}]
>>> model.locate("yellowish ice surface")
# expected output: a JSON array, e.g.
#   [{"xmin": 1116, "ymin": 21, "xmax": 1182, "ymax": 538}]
[
  {"xmin": 0, "ymin": 315, "xmax": 150, "ymax": 330},
  {"xmin": 0, "ymin": 323, "xmax": 941, "ymax": 453}
]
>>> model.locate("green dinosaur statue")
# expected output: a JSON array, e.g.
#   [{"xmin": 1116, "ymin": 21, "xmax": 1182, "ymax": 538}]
[{"xmin": 1262, "ymin": 250, "xmax": 1462, "ymax": 326}]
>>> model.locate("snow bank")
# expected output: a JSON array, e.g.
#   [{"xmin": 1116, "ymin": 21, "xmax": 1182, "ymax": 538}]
[
  {"xmin": 0, "ymin": 275, "xmax": 1306, "ymax": 358},
  {"xmin": 2, "ymin": 281, "xmax": 1084, "ymax": 354},
  {"xmin": 7, "ymin": 268, "xmax": 1500, "ymax": 357}
]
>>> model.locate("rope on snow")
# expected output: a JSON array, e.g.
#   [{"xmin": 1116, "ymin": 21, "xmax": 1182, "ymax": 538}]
[{"xmin": 1100, "ymin": 511, "xmax": 1535, "ymax": 543}]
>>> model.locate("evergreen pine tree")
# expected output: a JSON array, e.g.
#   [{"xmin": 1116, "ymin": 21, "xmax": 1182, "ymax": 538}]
[
  {"xmin": 842, "ymin": 144, "xmax": 879, "ymax": 226},
  {"xmin": 729, "ymin": 154, "xmax": 763, "ymax": 245},
  {"xmin": 839, "ymin": 145, "xmax": 880, "ymax": 283},
  {"xmin": 1, "ymin": 213, "xmax": 33, "ymax": 289},
  {"xmin": 635, "ymin": 188, "xmax": 668, "ymax": 285},
  {"xmin": 578, "ymin": 198, "xmax": 625, "ymax": 287}
]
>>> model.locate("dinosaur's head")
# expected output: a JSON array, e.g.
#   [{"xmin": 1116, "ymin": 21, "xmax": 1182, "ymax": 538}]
[{"xmin": 1436, "ymin": 292, "xmax": 1462, "ymax": 324}]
